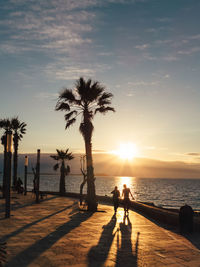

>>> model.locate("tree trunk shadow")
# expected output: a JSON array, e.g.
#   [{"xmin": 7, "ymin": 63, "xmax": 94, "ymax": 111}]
[
  {"xmin": 6, "ymin": 211, "xmax": 93, "ymax": 267},
  {"xmin": 0, "ymin": 201, "xmax": 77, "ymax": 242},
  {"xmin": 88, "ymin": 214, "xmax": 117, "ymax": 267}
]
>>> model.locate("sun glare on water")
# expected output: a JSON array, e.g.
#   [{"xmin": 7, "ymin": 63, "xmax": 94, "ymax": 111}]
[{"xmin": 113, "ymin": 143, "xmax": 138, "ymax": 160}]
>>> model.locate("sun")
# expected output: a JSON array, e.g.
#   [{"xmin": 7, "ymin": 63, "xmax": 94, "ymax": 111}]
[{"xmin": 113, "ymin": 143, "xmax": 138, "ymax": 160}]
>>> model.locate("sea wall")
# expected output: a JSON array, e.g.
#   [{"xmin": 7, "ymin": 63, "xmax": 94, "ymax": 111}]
[{"xmin": 43, "ymin": 191, "xmax": 200, "ymax": 232}]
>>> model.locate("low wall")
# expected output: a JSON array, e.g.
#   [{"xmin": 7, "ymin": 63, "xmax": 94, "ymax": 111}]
[{"xmin": 42, "ymin": 191, "xmax": 200, "ymax": 232}]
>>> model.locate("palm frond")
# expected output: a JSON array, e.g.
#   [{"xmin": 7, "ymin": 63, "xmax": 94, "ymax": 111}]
[
  {"xmin": 88, "ymin": 82, "xmax": 104, "ymax": 102},
  {"xmin": 53, "ymin": 163, "xmax": 59, "ymax": 171},
  {"xmin": 50, "ymin": 155, "xmax": 59, "ymax": 161},
  {"xmin": 59, "ymin": 89, "xmax": 76, "ymax": 103},
  {"xmin": 55, "ymin": 102, "xmax": 70, "ymax": 111},
  {"xmin": 56, "ymin": 149, "xmax": 63, "ymax": 158},
  {"xmin": 0, "ymin": 118, "xmax": 12, "ymax": 131},
  {"xmin": 98, "ymin": 92, "xmax": 113, "ymax": 106},
  {"xmin": 1, "ymin": 134, "xmax": 6, "ymax": 145},
  {"xmin": 11, "ymin": 117, "xmax": 20, "ymax": 130},
  {"xmin": 65, "ymin": 118, "xmax": 76, "ymax": 129},
  {"xmin": 11, "ymin": 117, "xmax": 27, "ymax": 140},
  {"xmin": 65, "ymin": 150, "xmax": 74, "ymax": 160},
  {"xmin": 64, "ymin": 111, "xmax": 77, "ymax": 121},
  {"xmin": 95, "ymin": 106, "xmax": 115, "ymax": 114},
  {"xmin": 75, "ymin": 77, "xmax": 87, "ymax": 101}
]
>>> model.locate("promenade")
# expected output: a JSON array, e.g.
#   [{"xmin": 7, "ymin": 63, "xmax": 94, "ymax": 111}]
[{"xmin": 0, "ymin": 193, "xmax": 200, "ymax": 267}]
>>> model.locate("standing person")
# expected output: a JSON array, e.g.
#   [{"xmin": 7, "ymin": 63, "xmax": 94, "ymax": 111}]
[
  {"xmin": 111, "ymin": 186, "xmax": 120, "ymax": 213},
  {"xmin": 16, "ymin": 177, "xmax": 23, "ymax": 194},
  {"xmin": 122, "ymin": 184, "xmax": 134, "ymax": 215}
]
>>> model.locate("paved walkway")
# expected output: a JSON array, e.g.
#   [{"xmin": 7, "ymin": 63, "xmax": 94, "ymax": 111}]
[{"xmin": 0, "ymin": 193, "xmax": 200, "ymax": 266}]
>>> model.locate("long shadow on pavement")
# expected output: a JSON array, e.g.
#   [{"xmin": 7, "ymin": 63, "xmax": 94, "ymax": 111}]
[
  {"xmin": 115, "ymin": 214, "xmax": 139, "ymax": 267},
  {"xmin": 0, "ymin": 201, "xmax": 77, "ymax": 242},
  {"xmin": 88, "ymin": 214, "xmax": 117, "ymax": 267},
  {"xmin": 0, "ymin": 195, "xmax": 58, "ymax": 214},
  {"xmin": 6, "ymin": 211, "xmax": 93, "ymax": 267}
]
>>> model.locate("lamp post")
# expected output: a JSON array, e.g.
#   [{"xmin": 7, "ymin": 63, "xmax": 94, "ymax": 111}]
[
  {"xmin": 5, "ymin": 131, "xmax": 12, "ymax": 218},
  {"xmin": 35, "ymin": 149, "xmax": 40, "ymax": 204},
  {"xmin": 24, "ymin": 156, "xmax": 28, "ymax": 195}
]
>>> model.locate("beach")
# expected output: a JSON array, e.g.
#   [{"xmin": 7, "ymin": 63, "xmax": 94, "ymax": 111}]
[{"xmin": 1, "ymin": 192, "xmax": 200, "ymax": 266}]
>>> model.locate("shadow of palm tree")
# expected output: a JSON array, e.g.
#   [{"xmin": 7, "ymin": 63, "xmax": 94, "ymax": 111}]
[
  {"xmin": 88, "ymin": 214, "xmax": 117, "ymax": 267},
  {"xmin": 0, "ymin": 195, "xmax": 58, "ymax": 214},
  {"xmin": 6, "ymin": 211, "xmax": 93, "ymax": 267},
  {"xmin": 115, "ymin": 214, "xmax": 139, "ymax": 267},
  {"xmin": 0, "ymin": 201, "xmax": 77, "ymax": 242}
]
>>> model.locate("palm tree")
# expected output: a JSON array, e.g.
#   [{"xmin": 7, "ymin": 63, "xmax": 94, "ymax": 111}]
[
  {"xmin": 50, "ymin": 149, "xmax": 74, "ymax": 195},
  {"xmin": 11, "ymin": 117, "xmax": 27, "ymax": 188},
  {"xmin": 0, "ymin": 118, "xmax": 12, "ymax": 197},
  {"xmin": 56, "ymin": 77, "xmax": 115, "ymax": 211}
]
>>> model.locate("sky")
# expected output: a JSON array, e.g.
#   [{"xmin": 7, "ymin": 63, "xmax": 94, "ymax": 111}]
[{"xmin": 0, "ymin": 0, "xmax": 200, "ymax": 167}]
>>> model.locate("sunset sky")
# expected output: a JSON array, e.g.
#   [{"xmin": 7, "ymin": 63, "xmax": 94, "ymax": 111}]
[{"xmin": 0, "ymin": 0, "xmax": 200, "ymax": 165}]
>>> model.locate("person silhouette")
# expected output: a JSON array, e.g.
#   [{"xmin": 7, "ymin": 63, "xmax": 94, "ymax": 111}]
[
  {"xmin": 122, "ymin": 184, "xmax": 134, "ymax": 215},
  {"xmin": 111, "ymin": 186, "xmax": 120, "ymax": 213}
]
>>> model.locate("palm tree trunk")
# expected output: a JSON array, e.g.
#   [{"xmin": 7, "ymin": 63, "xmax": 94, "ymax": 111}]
[
  {"xmin": 85, "ymin": 139, "xmax": 97, "ymax": 211},
  {"xmin": 80, "ymin": 173, "xmax": 87, "ymax": 205},
  {"xmin": 2, "ymin": 137, "xmax": 7, "ymax": 198},
  {"xmin": 13, "ymin": 135, "xmax": 18, "ymax": 188},
  {"xmin": 59, "ymin": 161, "xmax": 66, "ymax": 196}
]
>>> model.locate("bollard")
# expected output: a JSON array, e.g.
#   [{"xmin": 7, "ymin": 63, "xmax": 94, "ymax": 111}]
[{"xmin": 179, "ymin": 204, "xmax": 194, "ymax": 234}]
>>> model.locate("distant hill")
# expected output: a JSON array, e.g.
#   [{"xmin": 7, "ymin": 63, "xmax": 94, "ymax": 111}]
[
  {"xmin": 0, "ymin": 153, "xmax": 200, "ymax": 178},
  {"xmin": 0, "ymin": 153, "xmax": 82, "ymax": 176}
]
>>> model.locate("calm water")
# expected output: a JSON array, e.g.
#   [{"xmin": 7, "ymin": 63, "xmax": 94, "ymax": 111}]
[
  {"xmin": 21, "ymin": 174, "xmax": 200, "ymax": 211},
  {"xmin": 1, "ymin": 174, "xmax": 200, "ymax": 210}
]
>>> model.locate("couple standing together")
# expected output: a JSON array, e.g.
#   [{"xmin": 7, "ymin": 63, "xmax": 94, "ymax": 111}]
[{"xmin": 111, "ymin": 184, "xmax": 134, "ymax": 214}]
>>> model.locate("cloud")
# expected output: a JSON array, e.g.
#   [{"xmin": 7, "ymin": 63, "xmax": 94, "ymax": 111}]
[
  {"xmin": 186, "ymin": 153, "xmax": 200, "ymax": 156},
  {"xmin": 44, "ymin": 57, "xmax": 111, "ymax": 80},
  {"xmin": 134, "ymin": 44, "xmax": 149, "ymax": 50},
  {"xmin": 0, "ymin": 1, "xmax": 95, "ymax": 57},
  {"xmin": 162, "ymin": 55, "xmax": 179, "ymax": 62},
  {"xmin": 164, "ymin": 74, "xmax": 170, "ymax": 78},
  {"xmin": 127, "ymin": 80, "xmax": 160, "ymax": 87},
  {"xmin": 126, "ymin": 93, "xmax": 134, "ymax": 97},
  {"xmin": 156, "ymin": 17, "xmax": 173, "ymax": 23},
  {"xmin": 177, "ymin": 46, "xmax": 200, "ymax": 55},
  {"xmin": 45, "ymin": 65, "xmax": 95, "ymax": 80}
]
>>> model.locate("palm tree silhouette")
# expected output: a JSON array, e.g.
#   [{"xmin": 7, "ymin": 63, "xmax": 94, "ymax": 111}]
[
  {"xmin": 11, "ymin": 117, "xmax": 27, "ymax": 188},
  {"xmin": 0, "ymin": 118, "xmax": 12, "ymax": 197},
  {"xmin": 50, "ymin": 149, "xmax": 74, "ymax": 195},
  {"xmin": 56, "ymin": 77, "xmax": 115, "ymax": 211}
]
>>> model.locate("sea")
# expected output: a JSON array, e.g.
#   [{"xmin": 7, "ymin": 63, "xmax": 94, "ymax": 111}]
[{"xmin": 10, "ymin": 174, "xmax": 200, "ymax": 211}]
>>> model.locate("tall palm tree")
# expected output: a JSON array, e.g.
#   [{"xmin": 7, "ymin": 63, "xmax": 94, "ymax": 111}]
[
  {"xmin": 0, "ymin": 119, "xmax": 12, "ymax": 197},
  {"xmin": 50, "ymin": 149, "xmax": 74, "ymax": 195},
  {"xmin": 11, "ymin": 117, "xmax": 27, "ymax": 188},
  {"xmin": 56, "ymin": 77, "xmax": 115, "ymax": 211}
]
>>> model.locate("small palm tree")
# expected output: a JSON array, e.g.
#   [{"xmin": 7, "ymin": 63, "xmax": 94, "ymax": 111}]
[
  {"xmin": 11, "ymin": 117, "xmax": 27, "ymax": 188},
  {"xmin": 0, "ymin": 118, "xmax": 12, "ymax": 197},
  {"xmin": 56, "ymin": 77, "xmax": 115, "ymax": 211},
  {"xmin": 50, "ymin": 149, "xmax": 74, "ymax": 195}
]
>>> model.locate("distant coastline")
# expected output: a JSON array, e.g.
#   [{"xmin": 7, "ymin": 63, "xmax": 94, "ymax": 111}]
[{"xmin": 1, "ymin": 153, "xmax": 200, "ymax": 179}]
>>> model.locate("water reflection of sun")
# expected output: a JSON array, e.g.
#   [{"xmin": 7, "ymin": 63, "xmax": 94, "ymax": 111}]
[{"xmin": 117, "ymin": 176, "xmax": 132, "ymax": 192}]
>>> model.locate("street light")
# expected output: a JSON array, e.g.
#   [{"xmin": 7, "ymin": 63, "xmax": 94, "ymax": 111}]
[
  {"xmin": 5, "ymin": 130, "xmax": 12, "ymax": 218},
  {"xmin": 24, "ymin": 156, "xmax": 28, "ymax": 195}
]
